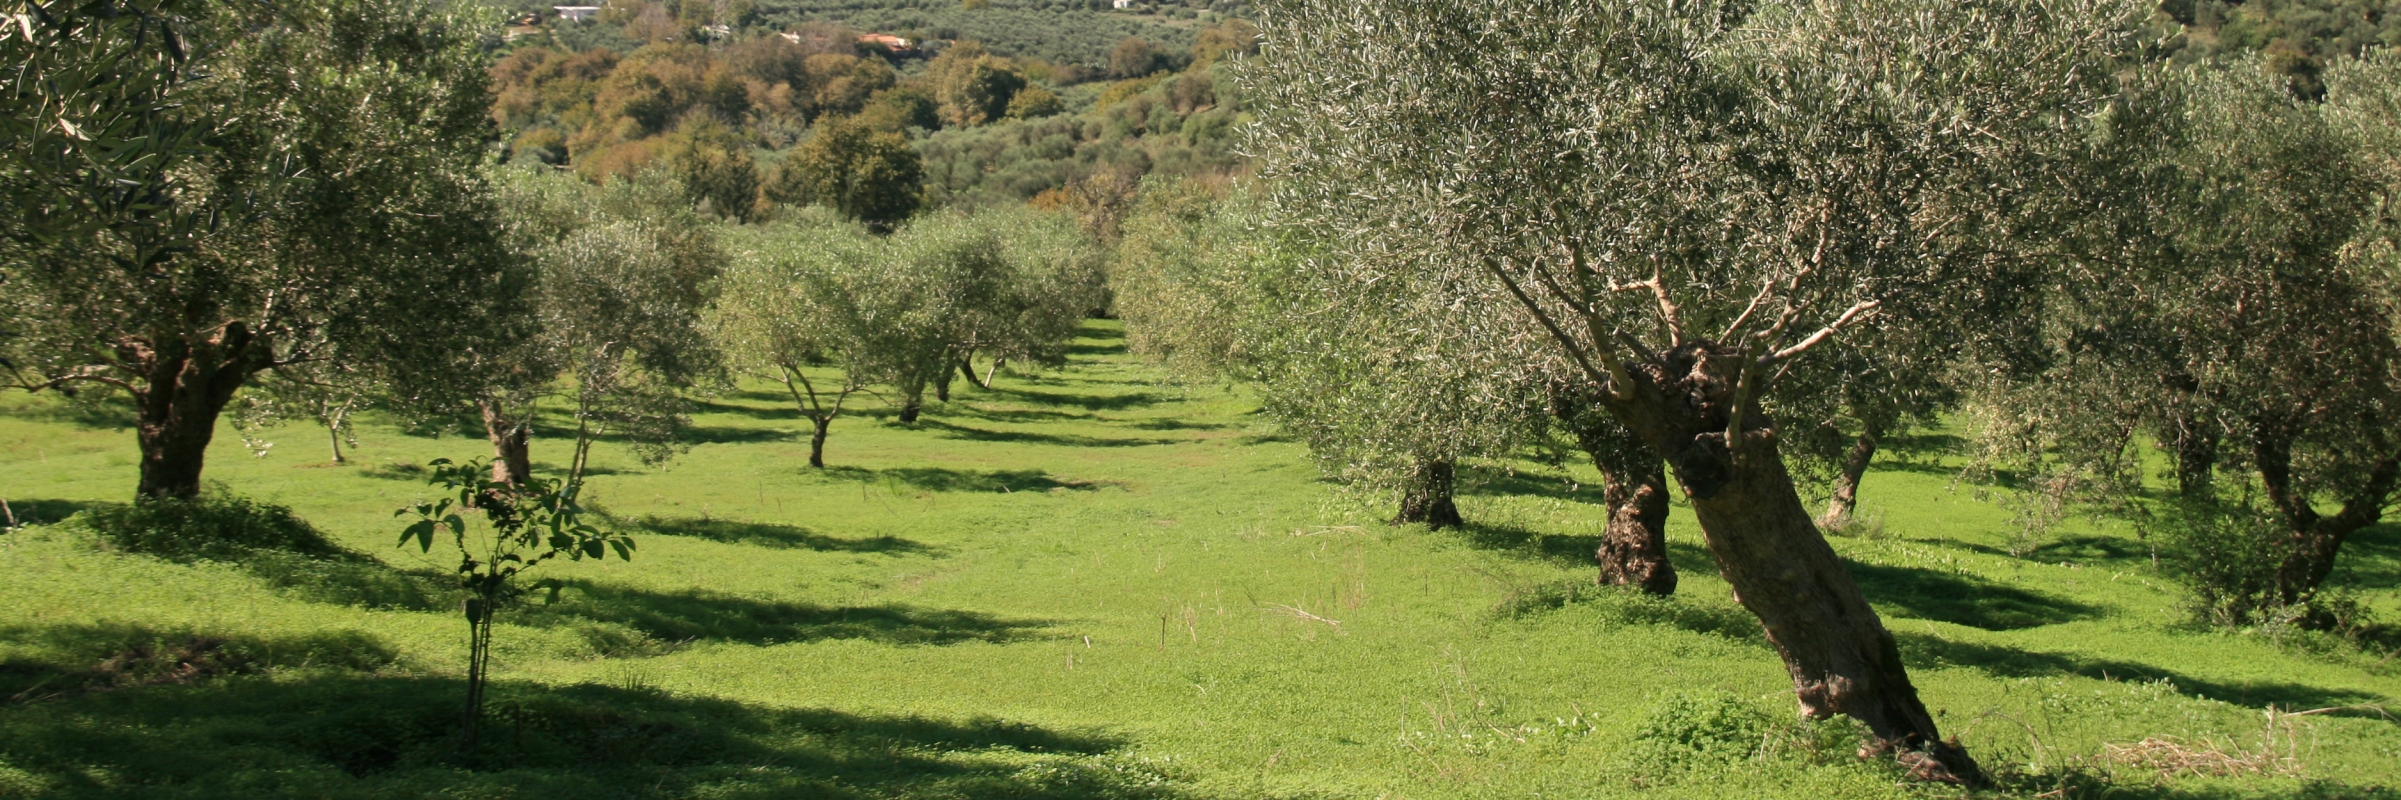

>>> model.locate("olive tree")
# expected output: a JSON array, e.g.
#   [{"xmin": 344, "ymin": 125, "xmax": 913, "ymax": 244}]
[
  {"xmin": 478, "ymin": 168, "xmax": 725, "ymax": 487},
  {"xmin": 1, "ymin": 0, "xmax": 530, "ymax": 499},
  {"xmin": 929, "ymin": 207, "xmax": 1104, "ymax": 401},
  {"xmin": 715, "ymin": 210, "xmax": 877, "ymax": 468},
  {"xmin": 1245, "ymin": 0, "xmax": 2142, "ymax": 781},
  {"xmin": 1987, "ymin": 55, "xmax": 2401, "ymax": 623}
]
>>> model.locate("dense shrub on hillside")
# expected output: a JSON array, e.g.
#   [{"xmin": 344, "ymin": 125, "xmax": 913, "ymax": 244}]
[
  {"xmin": 919, "ymin": 62, "xmax": 1249, "ymax": 207},
  {"xmin": 756, "ymin": 1, "xmax": 1216, "ymax": 67},
  {"xmin": 2156, "ymin": 0, "xmax": 2401, "ymax": 97}
]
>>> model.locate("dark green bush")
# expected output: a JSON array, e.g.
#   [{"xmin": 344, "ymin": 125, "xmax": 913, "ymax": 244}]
[
  {"xmin": 2154, "ymin": 500, "xmax": 2284, "ymax": 626},
  {"xmin": 77, "ymin": 491, "xmax": 349, "ymax": 563}
]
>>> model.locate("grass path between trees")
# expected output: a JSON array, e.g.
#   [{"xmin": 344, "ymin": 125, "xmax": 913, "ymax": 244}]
[{"xmin": 1, "ymin": 321, "xmax": 2396, "ymax": 798}]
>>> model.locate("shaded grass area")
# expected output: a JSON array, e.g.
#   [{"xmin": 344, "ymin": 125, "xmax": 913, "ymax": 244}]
[
  {"xmin": 517, "ymin": 581, "xmax": 1058, "ymax": 648},
  {"xmin": 620, "ymin": 515, "xmax": 940, "ymax": 553},
  {"xmin": 0, "ymin": 668, "xmax": 1182, "ymax": 799}
]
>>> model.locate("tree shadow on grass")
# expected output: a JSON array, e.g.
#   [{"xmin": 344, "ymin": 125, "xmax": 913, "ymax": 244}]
[
  {"xmin": 810, "ymin": 465, "xmax": 1109, "ymax": 494},
  {"xmin": 1456, "ymin": 467, "xmax": 1602, "ymax": 505},
  {"xmin": 2, "ymin": 498, "xmax": 99, "ymax": 527},
  {"xmin": 2026, "ymin": 534, "xmax": 2155, "ymax": 564},
  {"xmin": 1898, "ymin": 633, "xmax": 2389, "ymax": 716},
  {"xmin": 1844, "ymin": 561, "xmax": 2106, "ymax": 631},
  {"xmin": 984, "ymin": 386, "xmax": 1164, "ymax": 412},
  {"xmin": 942, "ymin": 404, "xmax": 1093, "ymax": 424},
  {"xmin": 519, "ymin": 582, "xmax": 1056, "ymax": 647},
  {"xmin": 623, "ymin": 515, "xmax": 939, "ymax": 554},
  {"xmin": 693, "ymin": 396, "xmax": 802, "ymax": 421},
  {"xmin": 0, "ymin": 622, "xmax": 402, "ymax": 702},
  {"xmin": 914, "ymin": 419, "xmax": 1180, "ymax": 448},
  {"xmin": 0, "ymin": 664, "xmax": 1191, "ymax": 797},
  {"xmin": 1456, "ymin": 522, "xmax": 1602, "ymax": 567},
  {"xmin": 1126, "ymin": 417, "xmax": 1231, "ymax": 432}
]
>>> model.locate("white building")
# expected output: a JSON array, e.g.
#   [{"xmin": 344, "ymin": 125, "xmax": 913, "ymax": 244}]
[
  {"xmin": 1112, "ymin": 0, "xmax": 1133, "ymax": 8},
  {"xmin": 553, "ymin": 6, "xmax": 600, "ymax": 22}
]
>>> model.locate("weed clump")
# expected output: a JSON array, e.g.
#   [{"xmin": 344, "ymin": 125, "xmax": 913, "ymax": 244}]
[
  {"xmin": 1633, "ymin": 690, "xmax": 1775, "ymax": 766},
  {"xmin": 77, "ymin": 491, "xmax": 347, "ymax": 562}
]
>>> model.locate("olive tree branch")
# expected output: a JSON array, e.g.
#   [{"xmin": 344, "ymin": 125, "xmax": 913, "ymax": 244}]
[{"xmin": 1481, "ymin": 254, "xmax": 1629, "ymax": 399}]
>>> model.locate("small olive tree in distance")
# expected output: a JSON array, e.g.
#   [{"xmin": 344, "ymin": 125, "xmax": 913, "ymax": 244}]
[
  {"xmin": 1, "ymin": 0, "xmax": 529, "ymax": 500},
  {"xmin": 716, "ymin": 210, "xmax": 878, "ymax": 468},
  {"xmin": 399, "ymin": 457, "xmax": 632, "ymax": 752},
  {"xmin": 1245, "ymin": 0, "xmax": 2143, "ymax": 782},
  {"xmin": 476, "ymin": 169, "xmax": 726, "ymax": 487}
]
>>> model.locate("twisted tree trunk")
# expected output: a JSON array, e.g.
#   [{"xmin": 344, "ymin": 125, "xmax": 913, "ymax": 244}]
[
  {"xmin": 133, "ymin": 322, "xmax": 270, "ymax": 500},
  {"xmin": 1587, "ymin": 340, "xmax": 1979, "ymax": 784},
  {"xmin": 2252, "ymin": 418, "xmax": 2400, "ymax": 609},
  {"xmin": 477, "ymin": 398, "xmax": 533, "ymax": 486},
  {"xmin": 1394, "ymin": 458, "xmax": 1463, "ymax": 530},
  {"xmin": 808, "ymin": 417, "xmax": 832, "ymax": 469},
  {"xmin": 1553, "ymin": 391, "xmax": 1677, "ymax": 595}
]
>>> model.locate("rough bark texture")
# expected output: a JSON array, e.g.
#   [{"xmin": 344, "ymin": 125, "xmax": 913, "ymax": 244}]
[
  {"xmin": 478, "ymin": 398, "xmax": 533, "ymax": 486},
  {"xmin": 1394, "ymin": 459, "xmax": 1463, "ymax": 530},
  {"xmin": 133, "ymin": 322, "xmax": 268, "ymax": 500},
  {"xmin": 1821, "ymin": 420, "xmax": 1883, "ymax": 525},
  {"xmin": 898, "ymin": 399, "xmax": 922, "ymax": 424},
  {"xmin": 809, "ymin": 418, "xmax": 831, "ymax": 469},
  {"xmin": 935, "ymin": 367, "xmax": 954, "ymax": 402},
  {"xmin": 1587, "ymin": 340, "xmax": 1978, "ymax": 784},
  {"xmin": 1553, "ymin": 388, "xmax": 1677, "ymax": 595},
  {"xmin": 2252, "ymin": 419, "xmax": 2401, "ymax": 608},
  {"xmin": 1594, "ymin": 448, "xmax": 1676, "ymax": 596}
]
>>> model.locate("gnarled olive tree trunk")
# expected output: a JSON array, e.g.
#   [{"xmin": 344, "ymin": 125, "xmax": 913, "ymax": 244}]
[
  {"xmin": 1588, "ymin": 341, "xmax": 1978, "ymax": 784},
  {"xmin": 2252, "ymin": 418, "xmax": 2401, "ymax": 608},
  {"xmin": 1552, "ymin": 390, "xmax": 1676, "ymax": 595},
  {"xmin": 132, "ymin": 322, "xmax": 272, "ymax": 500},
  {"xmin": 476, "ymin": 397, "xmax": 533, "ymax": 486},
  {"xmin": 1394, "ymin": 458, "xmax": 1463, "ymax": 530}
]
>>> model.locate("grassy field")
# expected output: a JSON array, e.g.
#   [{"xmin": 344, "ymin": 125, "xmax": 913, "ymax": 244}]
[{"xmin": 0, "ymin": 320, "xmax": 2396, "ymax": 799}]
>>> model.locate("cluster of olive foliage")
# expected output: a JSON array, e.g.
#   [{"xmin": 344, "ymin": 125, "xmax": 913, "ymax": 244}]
[
  {"xmin": 1, "ymin": 0, "xmax": 529, "ymax": 500},
  {"xmin": 1970, "ymin": 51, "xmax": 2401, "ymax": 626},
  {"xmin": 715, "ymin": 204, "xmax": 1102, "ymax": 467}
]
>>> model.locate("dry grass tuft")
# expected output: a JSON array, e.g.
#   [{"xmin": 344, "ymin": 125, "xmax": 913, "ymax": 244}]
[{"xmin": 2100, "ymin": 736, "xmax": 2296, "ymax": 778}]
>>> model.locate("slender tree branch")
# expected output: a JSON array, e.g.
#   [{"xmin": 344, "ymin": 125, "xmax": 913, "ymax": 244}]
[
  {"xmin": 1765, "ymin": 300, "xmax": 1881, "ymax": 365},
  {"xmin": 1482, "ymin": 255, "xmax": 1626, "ymax": 397},
  {"xmin": 1720, "ymin": 279, "xmax": 1775, "ymax": 342}
]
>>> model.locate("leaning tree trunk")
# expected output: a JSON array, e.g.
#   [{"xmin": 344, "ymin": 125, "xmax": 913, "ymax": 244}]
[
  {"xmin": 1394, "ymin": 458, "xmax": 1463, "ymax": 530},
  {"xmin": 1554, "ymin": 387, "xmax": 1677, "ymax": 594},
  {"xmin": 477, "ymin": 398, "xmax": 533, "ymax": 486},
  {"xmin": 2252, "ymin": 420, "xmax": 2401, "ymax": 609},
  {"xmin": 1591, "ymin": 341, "xmax": 1979, "ymax": 784},
  {"xmin": 132, "ymin": 323, "xmax": 268, "ymax": 500},
  {"xmin": 935, "ymin": 365, "xmax": 955, "ymax": 402},
  {"xmin": 1821, "ymin": 418, "xmax": 1885, "ymax": 526}
]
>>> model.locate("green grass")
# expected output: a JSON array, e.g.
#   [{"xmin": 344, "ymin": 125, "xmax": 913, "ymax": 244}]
[{"xmin": 1, "ymin": 320, "xmax": 2396, "ymax": 798}]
